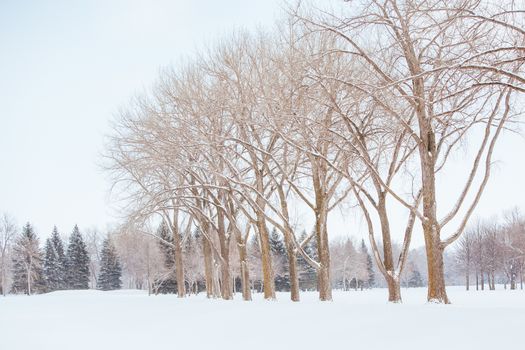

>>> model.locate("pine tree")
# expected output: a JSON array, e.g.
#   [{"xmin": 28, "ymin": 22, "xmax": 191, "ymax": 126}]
[
  {"xmin": 97, "ymin": 237, "xmax": 122, "ymax": 291},
  {"xmin": 408, "ymin": 268, "xmax": 424, "ymax": 288},
  {"xmin": 43, "ymin": 226, "xmax": 67, "ymax": 291},
  {"xmin": 65, "ymin": 225, "xmax": 90, "ymax": 289},
  {"xmin": 269, "ymin": 228, "xmax": 289, "ymax": 291},
  {"xmin": 360, "ymin": 239, "xmax": 375, "ymax": 288},
  {"xmin": 154, "ymin": 221, "xmax": 177, "ymax": 294},
  {"xmin": 247, "ymin": 234, "xmax": 263, "ymax": 292},
  {"xmin": 297, "ymin": 230, "xmax": 318, "ymax": 291},
  {"xmin": 11, "ymin": 223, "xmax": 44, "ymax": 295}
]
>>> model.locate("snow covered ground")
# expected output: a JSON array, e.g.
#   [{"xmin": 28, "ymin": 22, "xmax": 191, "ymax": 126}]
[{"xmin": 0, "ymin": 286, "xmax": 523, "ymax": 350}]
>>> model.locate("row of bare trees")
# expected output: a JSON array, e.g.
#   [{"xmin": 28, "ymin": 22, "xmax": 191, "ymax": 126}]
[
  {"xmin": 105, "ymin": 0, "xmax": 524, "ymax": 303},
  {"xmin": 455, "ymin": 210, "xmax": 525, "ymax": 290},
  {"xmin": 0, "ymin": 213, "xmax": 375, "ymax": 297}
]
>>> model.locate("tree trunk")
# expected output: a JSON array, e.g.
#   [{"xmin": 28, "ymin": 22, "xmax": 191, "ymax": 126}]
[
  {"xmin": 212, "ymin": 260, "xmax": 221, "ymax": 297},
  {"xmin": 235, "ymin": 236, "xmax": 252, "ymax": 301},
  {"xmin": 217, "ymin": 208, "xmax": 232, "ymax": 300},
  {"xmin": 315, "ymin": 228, "xmax": 332, "ymax": 300},
  {"xmin": 423, "ymin": 231, "xmax": 449, "ymax": 303},
  {"xmin": 284, "ymin": 238, "xmax": 300, "ymax": 302},
  {"xmin": 171, "ymin": 220, "xmax": 186, "ymax": 298},
  {"xmin": 417, "ymin": 93, "xmax": 449, "ymax": 303},
  {"xmin": 316, "ymin": 215, "xmax": 332, "ymax": 301},
  {"xmin": 510, "ymin": 268, "xmax": 516, "ymax": 290},
  {"xmin": 27, "ymin": 262, "xmax": 32, "ymax": 296},
  {"xmin": 256, "ymin": 217, "xmax": 275, "ymax": 300},
  {"xmin": 240, "ymin": 255, "xmax": 251, "ymax": 301},
  {"xmin": 375, "ymin": 195, "xmax": 402, "ymax": 303},
  {"xmin": 1, "ymin": 256, "xmax": 6, "ymax": 296},
  {"xmin": 386, "ymin": 274, "xmax": 402, "ymax": 303},
  {"xmin": 276, "ymin": 185, "xmax": 300, "ymax": 301},
  {"xmin": 313, "ymin": 189, "xmax": 332, "ymax": 301},
  {"xmin": 203, "ymin": 234, "xmax": 214, "ymax": 298},
  {"xmin": 520, "ymin": 263, "xmax": 523, "ymax": 290}
]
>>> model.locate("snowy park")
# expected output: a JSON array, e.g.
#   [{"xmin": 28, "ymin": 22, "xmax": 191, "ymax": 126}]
[
  {"xmin": 2, "ymin": 1, "xmax": 525, "ymax": 349},
  {"xmin": 1, "ymin": 287, "xmax": 523, "ymax": 350}
]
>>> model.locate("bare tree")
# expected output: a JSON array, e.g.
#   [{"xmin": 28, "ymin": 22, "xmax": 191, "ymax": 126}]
[
  {"xmin": 456, "ymin": 230, "xmax": 474, "ymax": 290},
  {"xmin": 112, "ymin": 225, "xmax": 164, "ymax": 291},
  {"xmin": 84, "ymin": 227, "xmax": 103, "ymax": 288},
  {"xmin": 297, "ymin": 0, "xmax": 521, "ymax": 303},
  {"xmin": 0, "ymin": 213, "xmax": 17, "ymax": 296}
]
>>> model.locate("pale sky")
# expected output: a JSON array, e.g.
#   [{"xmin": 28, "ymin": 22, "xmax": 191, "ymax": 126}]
[
  {"xmin": 1, "ymin": 0, "xmax": 524, "ymax": 247},
  {"xmin": 0, "ymin": 0, "xmax": 282, "ymax": 237}
]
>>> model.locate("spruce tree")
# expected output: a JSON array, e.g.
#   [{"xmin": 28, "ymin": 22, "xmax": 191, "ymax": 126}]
[
  {"xmin": 65, "ymin": 225, "xmax": 90, "ymax": 289},
  {"xmin": 43, "ymin": 226, "xmax": 67, "ymax": 291},
  {"xmin": 97, "ymin": 237, "xmax": 122, "ymax": 291},
  {"xmin": 297, "ymin": 230, "xmax": 318, "ymax": 291},
  {"xmin": 11, "ymin": 223, "xmax": 45, "ymax": 295},
  {"xmin": 408, "ymin": 268, "xmax": 424, "ymax": 288},
  {"xmin": 269, "ymin": 228, "xmax": 289, "ymax": 291},
  {"xmin": 154, "ymin": 221, "xmax": 177, "ymax": 293},
  {"xmin": 247, "ymin": 233, "xmax": 263, "ymax": 292},
  {"xmin": 360, "ymin": 239, "xmax": 375, "ymax": 288}
]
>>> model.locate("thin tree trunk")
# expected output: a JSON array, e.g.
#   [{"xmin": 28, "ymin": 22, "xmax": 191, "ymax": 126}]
[
  {"xmin": 313, "ymin": 175, "xmax": 332, "ymax": 301},
  {"xmin": 216, "ymin": 208, "xmax": 232, "ymax": 300},
  {"xmin": 376, "ymin": 196, "xmax": 401, "ymax": 302},
  {"xmin": 235, "ymin": 231, "xmax": 251, "ymax": 301},
  {"xmin": 212, "ymin": 259, "xmax": 221, "ymax": 297},
  {"xmin": 256, "ymin": 217, "xmax": 275, "ymax": 300},
  {"xmin": 285, "ymin": 238, "xmax": 300, "ymax": 302},
  {"xmin": 172, "ymin": 223, "xmax": 186, "ymax": 298},
  {"xmin": 239, "ymin": 250, "xmax": 251, "ymax": 301},
  {"xmin": 203, "ymin": 234, "xmax": 214, "ymax": 298},
  {"xmin": 27, "ymin": 261, "xmax": 32, "ymax": 296},
  {"xmin": 276, "ymin": 184, "xmax": 300, "ymax": 301},
  {"xmin": 1, "ymin": 256, "xmax": 6, "ymax": 296},
  {"xmin": 315, "ymin": 212, "xmax": 331, "ymax": 301},
  {"xmin": 520, "ymin": 263, "xmax": 523, "ymax": 290},
  {"xmin": 510, "ymin": 268, "xmax": 516, "ymax": 290}
]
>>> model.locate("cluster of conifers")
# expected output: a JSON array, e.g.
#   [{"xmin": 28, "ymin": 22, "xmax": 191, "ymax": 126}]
[{"xmin": 5, "ymin": 223, "xmax": 121, "ymax": 295}]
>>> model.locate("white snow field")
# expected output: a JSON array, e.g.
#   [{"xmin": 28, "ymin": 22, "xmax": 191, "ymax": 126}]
[{"xmin": 0, "ymin": 287, "xmax": 523, "ymax": 350}]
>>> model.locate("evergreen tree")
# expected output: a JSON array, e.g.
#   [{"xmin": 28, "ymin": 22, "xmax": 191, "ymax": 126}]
[
  {"xmin": 297, "ymin": 230, "xmax": 318, "ymax": 291},
  {"xmin": 43, "ymin": 226, "xmax": 67, "ymax": 291},
  {"xmin": 11, "ymin": 223, "xmax": 44, "ymax": 295},
  {"xmin": 97, "ymin": 237, "xmax": 122, "ymax": 291},
  {"xmin": 269, "ymin": 227, "xmax": 290, "ymax": 291},
  {"xmin": 408, "ymin": 268, "xmax": 424, "ymax": 288},
  {"xmin": 360, "ymin": 239, "xmax": 375, "ymax": 288},
  {"xmin": 65, "ymin": 225, "xmax": 90, "ymax": 289},
  {"xmin": 247, "ymin": 233, "xmax": 263, "ymax": 292},
  {"xmin": 154, "ymin": 221, "xmax": 177, "ymax": 294}
]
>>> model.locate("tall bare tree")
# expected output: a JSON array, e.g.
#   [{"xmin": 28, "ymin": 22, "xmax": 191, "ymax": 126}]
[
  {"xmin": 298, "ymin": 0, "xmax": 521, "ymax": 303},
  {"xmin": 0, "ymin": 213, "xmax": 17, "ymax": 296}
]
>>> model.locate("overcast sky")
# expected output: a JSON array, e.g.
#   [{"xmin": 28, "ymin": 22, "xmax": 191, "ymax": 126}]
[
  {"xmin": 0, "ymin": 0, "xmax": 282, "ymax": 236},
  {"xmin": 1, "ymin": 0, "xmax": 524, "ymax": 246}
]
